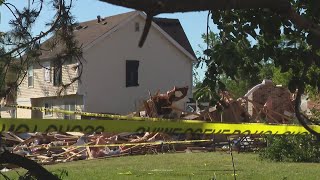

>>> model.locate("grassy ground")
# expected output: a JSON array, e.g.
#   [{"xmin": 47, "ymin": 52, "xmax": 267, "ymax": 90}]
[{"xmin": 4, "ymin": 152, "xmax": 320, "ymax": 180}]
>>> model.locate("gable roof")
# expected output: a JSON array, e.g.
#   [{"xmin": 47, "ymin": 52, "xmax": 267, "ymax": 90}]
[
  {"xmin": 39, "ymin": 11, "xmax": 196, "ymax": 60},
  {"xmin": 152, "ymin": 17, "xmax": 196, "ymax": 59}
]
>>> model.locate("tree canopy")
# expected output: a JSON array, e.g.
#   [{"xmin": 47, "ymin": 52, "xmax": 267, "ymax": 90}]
[
  {"xmin": 0, "ymin": 1, "xmax": 81, "ymax": 178},
  {"xmin": 98, "ymin": 0, "xmax": 320, "ymax": 137},
  {"xmin": 0, "ymin": 0, "xmax": 83, "ymax": 98}
]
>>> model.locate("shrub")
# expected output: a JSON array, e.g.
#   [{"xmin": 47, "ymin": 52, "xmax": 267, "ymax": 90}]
[{"xmin": 259, "ymin": 135, "xmax": 320, "ymax": 162}]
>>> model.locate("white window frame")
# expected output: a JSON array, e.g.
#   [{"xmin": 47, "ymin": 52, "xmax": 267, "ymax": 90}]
[
  {"xmin": 64, "ymin": 102, "xmax": 76, "ymax": 120},
  {"xmin": 44, "ymin": 102, "xmax": 53, "ymax": 116},
  {"xmin": 43, "ymin": 62, "xmax": 51, "ymax": 82},
  {"xmin": 27, "ymin": 65, "xmax": 34, "ymax": 87}
]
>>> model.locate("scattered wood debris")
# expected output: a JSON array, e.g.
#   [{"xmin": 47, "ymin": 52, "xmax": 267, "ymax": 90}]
[
  {"xmin": 143, "ymin": 86, "xmax": 189, "ymax": 118},
  {"xmin": 0, "ymin": 83, "xmax": 298, "ymax": 167},
  {"xmin": 1, "ymin": 132, "xmax": 178, "ymax": 165}
]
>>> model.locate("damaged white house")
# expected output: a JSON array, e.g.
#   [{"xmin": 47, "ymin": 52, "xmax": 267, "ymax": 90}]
[{"xmin": 2, "ymin": 11, "xmax": 196, "ymax": 119}]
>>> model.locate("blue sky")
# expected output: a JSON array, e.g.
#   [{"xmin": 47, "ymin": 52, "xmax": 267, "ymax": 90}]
[{"xmin": 1, "ymin": 0, "xmax": 216, "ymax": 80}]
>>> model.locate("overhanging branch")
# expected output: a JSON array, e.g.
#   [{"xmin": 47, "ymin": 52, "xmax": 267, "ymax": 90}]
[
  {"xmin": 99, "ymin": 0, "xmax": 320, "ymax": 137},
  {"xmin": 1, "ymin": 0, "xmax": 64, "ymax": 57},
  {"xmin": 99, "ymin": 0, "xmax": 290, "ymax": 13},
  {"xmin": 0, "ymin": 151, "xmax": 59, "ymax": 180},
  {"xmin": 293, "ymin": 65, "xmax": 320, "ymax": 138},
  {"xmin": 100, "ymin": 0, "xmax": 320, "ymax": 45}
]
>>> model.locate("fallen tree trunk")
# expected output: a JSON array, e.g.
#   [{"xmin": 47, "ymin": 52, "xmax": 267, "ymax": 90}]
[{"xmin": 0, "ymin": 150, "xmax": 58, "ymax": 180}]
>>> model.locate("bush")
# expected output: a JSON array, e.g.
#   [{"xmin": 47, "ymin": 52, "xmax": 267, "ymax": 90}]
[{"xmin": 259, "ymin": 135, "xmax": 320, "ymax": 162}]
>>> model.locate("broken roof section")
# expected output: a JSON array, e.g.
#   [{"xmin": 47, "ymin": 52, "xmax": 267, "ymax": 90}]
[{"xmin": 39, "ymin": 11, "xmax": 196, "ymax": 60}]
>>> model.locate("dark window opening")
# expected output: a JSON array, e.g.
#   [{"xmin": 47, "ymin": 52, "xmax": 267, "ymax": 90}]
[
  {"xmin": 53, "ymin": 60, "xmax": 62, "ymax": 86},
  {"xmin": 126, "ymin": 60, "xmax": 139, "ymax": 87},
  {"xmin": 135, "ymin": 22, "xmax": 140, "ymax": 32},
  {"xmin": 44, "ymin": 102, "xmax": 52, "ymax": 116}
]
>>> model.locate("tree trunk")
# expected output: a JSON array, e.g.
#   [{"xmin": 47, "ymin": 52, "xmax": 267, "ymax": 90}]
[{"xmin": 0, "ymin": 151, "xmax": 59, "ymax": 180}]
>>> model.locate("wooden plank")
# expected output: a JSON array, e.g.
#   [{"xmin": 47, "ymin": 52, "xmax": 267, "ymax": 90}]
[{"xmin": 86, "ymin": 146, "xmax": 93, "ymax": 159}]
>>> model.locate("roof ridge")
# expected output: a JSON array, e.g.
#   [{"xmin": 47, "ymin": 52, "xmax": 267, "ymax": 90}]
[
  {"xmin": 38, "ymin": 11, "xmax": 196, "ymax": 60},
  {"xmin": 77, "ymin": 11, "xmax": 137, "ymax": 25}
]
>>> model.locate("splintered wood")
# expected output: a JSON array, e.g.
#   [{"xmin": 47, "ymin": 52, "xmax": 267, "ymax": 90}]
[
  {"xmin": 143, "ymin": 86, "xmax": 189, "ymax": 118},
  {"xmin": 0, "ymin": 84, "xmax": 296, "ymax": 167},
  {"xmin": 244, "ymin": 80, "xmax": 295, "ymax": 123},
  {"xmin": 185, "ymin": 80, "xmax": 296, "ymax": 124},
  {"xmin": 3, "ymin": 132, "xmax": 180, "ymax": 165}
]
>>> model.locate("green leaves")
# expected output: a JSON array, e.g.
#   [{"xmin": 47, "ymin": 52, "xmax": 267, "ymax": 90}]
[
  {"xmin": 198, "ymin": 1, "xmax": 320, "ymax": 110},
  {"xmin": 260, "ymin": 135, "xmax": 320, "ymax": 163}
]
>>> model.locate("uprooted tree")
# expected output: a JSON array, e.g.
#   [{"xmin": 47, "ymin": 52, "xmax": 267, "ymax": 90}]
[
  {"xmin": 99, "ymin": 0, "xmax": 320, "ymax": 138},
  {"xmin": 0, "ymin": 0, "xmax": 82, "ymax": 179}
]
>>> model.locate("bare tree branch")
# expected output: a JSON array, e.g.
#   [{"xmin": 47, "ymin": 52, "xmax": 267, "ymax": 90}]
[
  {"xmin": 138, "ymin": 13, "xmax": 155, "ymax": 47},
  {"xmin": 295, "ymin": 66, "xmax": 320, "ymax": 139},
  {"xmin": 1, "ymin": 0, "xmax": 64, "ymax": 57}
]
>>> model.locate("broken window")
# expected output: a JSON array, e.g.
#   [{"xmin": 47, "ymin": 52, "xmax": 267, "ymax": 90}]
[
  {"xmin": 53, "ymin": 60, "xmax": 62, "ymax": 86},
  {"xmin": 27, "ymin": 65, "xmax": 33, "ymax": 87},
  {"xmin": 126, "ymin": 60, "xmax": 139, "ymax": 87}
]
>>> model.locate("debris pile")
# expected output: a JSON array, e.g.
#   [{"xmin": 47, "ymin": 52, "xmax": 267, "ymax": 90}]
[
  {"xmin": 143, "ymin": 86, "xmax": 189, "ymax": 118},
  {"xmin": 2, "ymin": 132, "xmax": 182, "ymax": 165},
  {"xmin": 184, "ymin": 80, "xmax": 296, "ymax": 124},
  {"xmin": 243, "ymin": 80, "xmax": 295, "ymax": 123},
  {"xmin": 0, "ymin": 82, "xmax": 299, "ymax": 166}
]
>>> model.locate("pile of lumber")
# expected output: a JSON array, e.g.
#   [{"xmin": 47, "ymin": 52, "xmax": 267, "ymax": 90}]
[
  {"xmin": 143, "ymin": 86, "xmax": 189, "ymax": 119},
  {"xmin": 1, "ymin": 83, "xmax": 295, "ymax": 167},
  {"xmin": 183, "ymin": 80, "xmax": 296, "ymax": 124},
  {"xmin": 244, "ymin": 80, "xmax": 295, "ymax": 123},
  {"xmin": 2, "ymin": 131, "xmax": 212, "ymax": 165}
]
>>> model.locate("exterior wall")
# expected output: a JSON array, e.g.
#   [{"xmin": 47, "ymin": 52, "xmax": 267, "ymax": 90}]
[
  {"xmin": 78, "ymin": 15, "xmax": 193, "ymax": 115},
  {"xmin": 0, "ymin": 108, "xmax": 16, "ymax": 118},
  {"xmin": 16, "ymin": 98, "xmax": 32, "ymax": 118},
  {"xmin": 18, "ymin": 60, "xmax": 79, "ymax": 99},
  {"xmin": 16, "ymin": 60, "xmax": 79, "ymax": 118},
  {"xmin": 31, "ymin": 95, "xmax": 83, "ymax": 119}
]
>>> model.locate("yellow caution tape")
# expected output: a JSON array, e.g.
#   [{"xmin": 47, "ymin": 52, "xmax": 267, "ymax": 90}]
[
  {"xmin": 6, "ymin": 105, "xmax": 172, "ymax": 122},
  {"xmin": 0, "ymin": 118, "xmax": 319, "ymax": 135},
  {"xmin": 4, "ymin": 104, "xmax": 320, "ymax": 135}
]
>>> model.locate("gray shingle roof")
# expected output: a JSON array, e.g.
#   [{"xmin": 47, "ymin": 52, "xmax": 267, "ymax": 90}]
[{"xmin": 39, "ymin": 11, "xmax": 196, "ymax": 60}]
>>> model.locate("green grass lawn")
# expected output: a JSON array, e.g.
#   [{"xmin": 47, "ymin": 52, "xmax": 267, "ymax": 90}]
[{"xmin": 4, "ymin": 152, "xmax": 320, "ymax": 180}]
